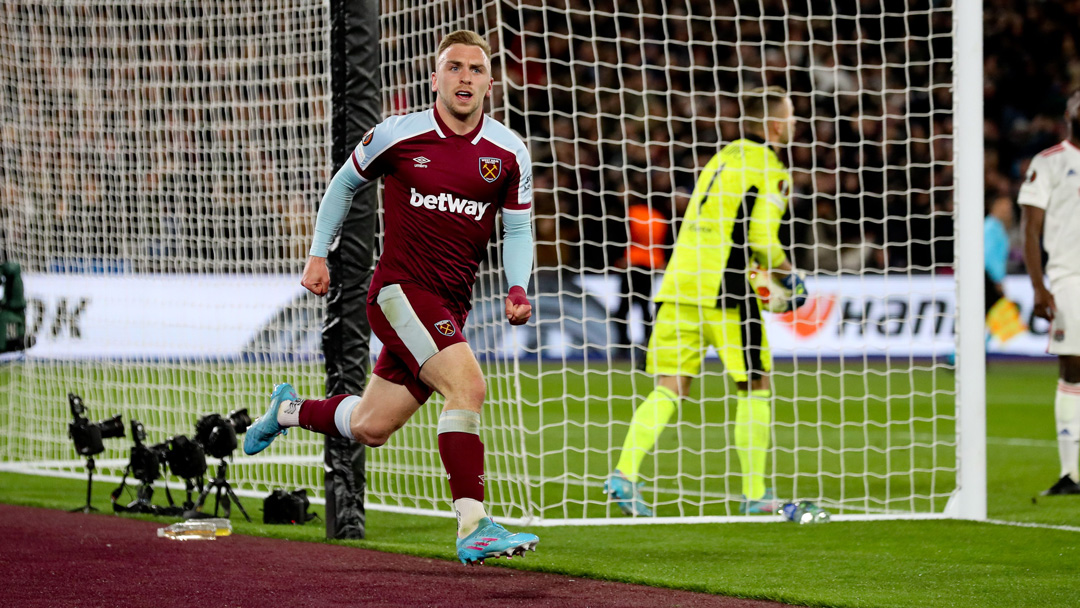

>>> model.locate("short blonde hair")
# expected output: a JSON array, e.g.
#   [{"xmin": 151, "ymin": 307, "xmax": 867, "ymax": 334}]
[
  {"xmin": 437, "ymin": 30, "xmax": 492, "ymax": 67},
  {"xmin": 741, "ymin": 86, "xmax": 790, "ymax": 135}
]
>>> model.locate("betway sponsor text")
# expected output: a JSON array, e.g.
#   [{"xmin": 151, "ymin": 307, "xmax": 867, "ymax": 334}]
[{"xmin": 409, "ymin": 188, "xmax": 491, "ymax": 220}]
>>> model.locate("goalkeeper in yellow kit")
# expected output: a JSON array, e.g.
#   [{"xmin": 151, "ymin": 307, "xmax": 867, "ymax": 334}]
[{"xmin": 605, "ymin": 86, "xmax": 806, "ymax": 516}]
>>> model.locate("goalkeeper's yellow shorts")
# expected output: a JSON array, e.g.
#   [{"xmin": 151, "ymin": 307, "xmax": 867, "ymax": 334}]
[{"xmin": 646, "ymin": 300, "xmax": 772, "ymax": 383}]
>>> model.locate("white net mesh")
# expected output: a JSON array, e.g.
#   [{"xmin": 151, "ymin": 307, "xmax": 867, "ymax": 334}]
[
  {"xmin": 1, "ymin": 0, "xmax": 961, "ymax": 523},
  {"xmin": 369, "ymin": 0, "xmax": 959, "ymax": 522},
  {"xmin": 0, "ymin": 0, "xmax": 333, "ymax": 496}
]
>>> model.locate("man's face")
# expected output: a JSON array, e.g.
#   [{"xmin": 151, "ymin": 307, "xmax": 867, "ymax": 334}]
[
  {"xmin": 1068, "ymin": 92, "xmax": 1080, "ymax": 138},
  {"xmin": 768, "ymin": 97, "xmax": 795, "ymax": 145},
  {"xmin": 431, "ymin": 44, "xmax": 492, "ymax": 121}
]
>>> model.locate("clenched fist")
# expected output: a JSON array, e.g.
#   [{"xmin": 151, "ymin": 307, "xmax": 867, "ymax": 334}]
[{"xmin": 301, "ymin": 256, "xmax": 330, "ymax": 296}]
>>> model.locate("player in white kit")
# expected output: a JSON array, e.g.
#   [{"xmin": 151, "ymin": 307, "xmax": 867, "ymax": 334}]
[{"xmin": 1020, "ymin": 90, "xmax": 1080, "ymax": 496}]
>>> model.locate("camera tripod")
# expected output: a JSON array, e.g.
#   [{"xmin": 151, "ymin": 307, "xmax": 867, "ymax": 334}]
[
  {"xmin": 184, "ymin": 458, "xmax": 251, "ymax": 522},
  {"xmin": 69, "ymin": 456, "xmax": 98, "ymax": 513},
  {"xmin": 110, "ymin": 468, "xmax": 184, "ymax": 517}
]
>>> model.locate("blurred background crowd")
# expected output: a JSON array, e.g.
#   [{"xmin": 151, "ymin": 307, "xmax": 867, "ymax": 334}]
[
  {"xmin": 496, "ymin": 0, "xmax": 955, "ymax": 276},
  {"xmin": 2, "ymin": 0, "xmax": 1078, "ymax": 280},
  {"xmin": 0, "ymin": 1, "xmax": 329, "ymax": 272}
]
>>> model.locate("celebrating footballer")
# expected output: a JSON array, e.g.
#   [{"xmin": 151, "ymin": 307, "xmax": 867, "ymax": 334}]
[{"xmin": 243, "ymin": 30, "xmax": 539, "ymax": 564}]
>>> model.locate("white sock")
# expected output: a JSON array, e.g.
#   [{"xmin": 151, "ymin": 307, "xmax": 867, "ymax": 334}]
[
  {"xmin": 276, "ymin": 398, "xmax": 304, "ymax": 428},
  {"xmin": 454, "ymin": 498, "xmax": 488, "ymax": 538},
  {"xmin": 1055, "ymin": 381, "xmax": 1080, "ymax": 481}
]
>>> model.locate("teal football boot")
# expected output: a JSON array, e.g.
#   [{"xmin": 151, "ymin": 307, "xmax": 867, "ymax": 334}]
[
  {"xmin": 739, "ymin": 488, "xmax": 777, "ymax": 514},
  {"xmin": 604, "ymin": 470, "xmax": 654, "ymax": 517},
  {"xmin": 243, "ymin": 383, "xmax": 297, "ymax": 455},
  {"xmin": 456, "ymin": 518, "xmax": 539, "ymax": 566}
]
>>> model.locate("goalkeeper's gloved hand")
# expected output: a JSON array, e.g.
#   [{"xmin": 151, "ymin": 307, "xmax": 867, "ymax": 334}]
[{"xmin": 779, "ymin": 271, "xmax": 808, "ymax": 312}]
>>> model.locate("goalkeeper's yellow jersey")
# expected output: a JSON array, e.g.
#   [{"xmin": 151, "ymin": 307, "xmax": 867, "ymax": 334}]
[{"xmin": 654, "ymin": 135, "xmax": 790, "ymax": 308}]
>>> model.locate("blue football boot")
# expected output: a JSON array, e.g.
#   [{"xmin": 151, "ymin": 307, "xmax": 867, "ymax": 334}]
[
  {"xmin": 243, "ymin": 383, "xmax": 297, "ymax": 455},
  {"xmin": 456, "ymin": 517, "xmax": 539, "ymax": 566},
  {"xmin": 604, "ymin": 470, "xmax": 654, "ymax": 517},
  {"xmin": 739, "ymin": 488, "xmax": 777, "ymax": 515}
]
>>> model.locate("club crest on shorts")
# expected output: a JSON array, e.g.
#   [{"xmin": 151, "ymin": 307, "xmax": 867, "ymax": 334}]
[
  {"xmin": 1054, "ymin": 328, "xmax": 1066, "ymax": 342},
  {"xmin": 434, "ymin": 319, "xmax": 456, "ymax": 337},
  {"xmin": 479, "ymin": 157, "xmax": 502, "ymax": 183}
]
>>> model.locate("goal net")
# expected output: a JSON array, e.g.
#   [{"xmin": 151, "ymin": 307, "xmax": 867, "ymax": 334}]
[
  {"xmin": 0, "ymin": 0, "xmax": 971, "ymax": 524},
  {"xmin": 0, "ymin": 0, "xmax": 334, "ymax": 497},
  {"xmin": 373, "ymin": 0, "xmax": 965, "ymax": 524}
]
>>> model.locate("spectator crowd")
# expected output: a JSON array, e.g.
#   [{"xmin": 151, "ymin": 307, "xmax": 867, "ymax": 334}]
[{"xmin": 2, "ymin": 0, "xmax": 1077, "ymax": 279}]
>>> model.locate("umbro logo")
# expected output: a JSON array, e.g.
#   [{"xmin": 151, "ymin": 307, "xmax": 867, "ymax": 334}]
[
  {"xmin": 413, "ymin": 156, "xmax": 431, "ymax": 168},
  {"xmin": 1069, "ymin": 169, "xmax": 1078, "ymax": 177}
]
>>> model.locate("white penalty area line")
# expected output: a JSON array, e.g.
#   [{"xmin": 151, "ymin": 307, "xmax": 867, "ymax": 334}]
[
  {"xmin": 984, "ymin": 436, "xmax": 1056, "ymax": 449},
  {"xmin": 983, "ymin": 519, "xmax": 1080, "ymax": 533}
]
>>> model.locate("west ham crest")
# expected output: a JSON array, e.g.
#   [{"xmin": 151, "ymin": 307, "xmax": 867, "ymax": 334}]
[
  {"xmin": 434, "ymin": 319, "xmax": 456, "ymax": 337},
  {"xmin": 479, "ymin": 157, "xmax": 502, "ymax": 183}
]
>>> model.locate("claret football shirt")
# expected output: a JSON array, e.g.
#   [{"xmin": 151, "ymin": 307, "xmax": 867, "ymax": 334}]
[{"xmin": 350, "ymin": 108, "xmax": 533, "ymax": 313}]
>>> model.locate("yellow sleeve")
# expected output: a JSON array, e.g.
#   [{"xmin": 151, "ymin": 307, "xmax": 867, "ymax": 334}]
[
  {"xmin": 748, "ymin": 165, "xmax": 790, "ymax": 270},
  {"xmin": 680, "ymin": 156, "xmax": 724, "ymax": 237}
]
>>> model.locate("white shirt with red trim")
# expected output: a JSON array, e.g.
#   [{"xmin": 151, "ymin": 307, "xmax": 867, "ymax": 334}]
[{"xmin": 1018, "ymin": 140, "xmax": 1080, "ymax": 284}]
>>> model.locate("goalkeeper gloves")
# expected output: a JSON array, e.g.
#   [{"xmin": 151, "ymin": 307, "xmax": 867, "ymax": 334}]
[{"xmin": 779, "ymin": 272, "xmax": 808, "ymax": 312}]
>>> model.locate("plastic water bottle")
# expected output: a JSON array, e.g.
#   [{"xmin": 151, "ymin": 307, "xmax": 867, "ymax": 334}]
[
  {"xmin": 157, "ymin": 518, "xmax": 232, "ymax": 540},
  {"xmin": 781, "ymin": 501, "xmax": 831, "ymax": 524},
  {"xmin": 198, "ymin": 518, "xmax": 233, "ymax": 536}
]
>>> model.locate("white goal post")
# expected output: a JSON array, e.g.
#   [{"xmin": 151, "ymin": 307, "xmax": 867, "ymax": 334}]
[{"xmin": 0, "ymin": 0, "xmax": 983, "ymax": 524}]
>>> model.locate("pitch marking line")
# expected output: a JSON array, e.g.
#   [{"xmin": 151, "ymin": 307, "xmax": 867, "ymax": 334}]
[{"xmin": 985, "ymin": 519, "xmax": 1080, "ymax": 533}]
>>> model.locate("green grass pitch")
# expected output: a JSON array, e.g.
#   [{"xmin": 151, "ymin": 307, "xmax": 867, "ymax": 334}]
[{"xmin": 1, "ymin": 360, "xmax": 1079, "ymax": 607}]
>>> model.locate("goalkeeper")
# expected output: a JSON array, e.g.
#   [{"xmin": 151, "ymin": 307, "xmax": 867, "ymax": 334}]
[{"xmin": 606, "ymin": 86, "xmax": 806, "ymax": 516}]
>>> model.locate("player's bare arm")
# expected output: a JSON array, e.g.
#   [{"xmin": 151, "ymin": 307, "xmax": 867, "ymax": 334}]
[{"xmin": 1021, "ymin": 204, "xmax": 1054, "ymax": 320}]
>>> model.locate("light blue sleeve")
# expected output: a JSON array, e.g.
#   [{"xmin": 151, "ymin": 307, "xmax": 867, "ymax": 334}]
[
  {"xmin": 983, "ymin": 217, "xmax": 1008, "ymax": 283},
  {"xmin": 308, "ymin": 161, "xmax": 367, "ymax": 258},
  {"xmin": 501, "ymin": 210, "xmax": 534, "ymax": 291}
]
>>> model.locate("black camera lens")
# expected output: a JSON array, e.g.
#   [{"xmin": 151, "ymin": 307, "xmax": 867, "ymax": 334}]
[
  {"xmin": 130, "ymin": 444, "xmax": 161, "ymax": 483},
  {"xmin": 165, "ymin": 435, "xmax": 207, "ymax": 480},
  {"xmin": 66, "ymin": 394, "xmax": 123, "ymax": 457},
  {"xmin": 98, "ymin": 415, "xmax": 125, "ymax": 439},
  {"xmin": 195, "ymin": 414, "xmax": 222, "ymax": 447},
  {"xmin": 228, "ymin": 408, "xmax": 252, "ymax": 435},
  {"xmin": 195, "ymin": 413, "xmax": 238, "ymax": 460},
  {"xmin": 69, "ymin": 420, "xmax": 104, "ymax": 456}
]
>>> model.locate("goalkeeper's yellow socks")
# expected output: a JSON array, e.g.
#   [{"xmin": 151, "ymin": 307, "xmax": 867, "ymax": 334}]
[
  {"xmin": 615, "ymin": 385, "xmax": 679, "ymax": 483},
  {"xmin": 735, "ymin": 389, "xmax": 772, "ymax": 501}
]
